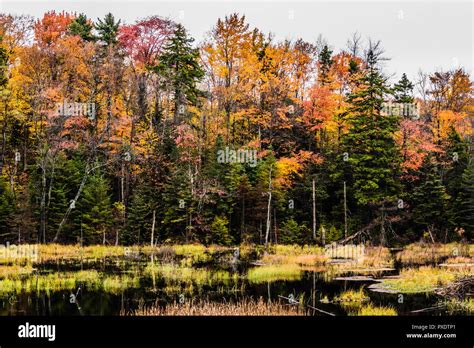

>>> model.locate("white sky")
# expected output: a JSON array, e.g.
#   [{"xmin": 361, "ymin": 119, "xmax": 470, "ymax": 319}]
[{"xmin": 1, "ymin": 0, "xmax": 473, "ymax": 84}]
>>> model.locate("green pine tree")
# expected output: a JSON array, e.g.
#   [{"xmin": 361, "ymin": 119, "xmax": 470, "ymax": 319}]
[
  {"xmin": 75, "ymin": 172, "xmax": 112, "ymax": 245},
  {"xmin": 393, "ymin": 73, "xmax": 414, "ymax": 104},
  {"xmin": 209, "ymin": 215, "xmax": 233, "ymax": 246},
  {"xmin": 412, "ymin": 162, "xmax": 450, "ymax": 240},
  {"xmin": 0, "ymin": 36, "xmax": 8, "ymax": 88},
  {"xmin": 95, "ymin": 13, "xmax": 120, "ymax": 46},
  {"xmin": 343, "ymin": 44, "xmax": 400, "ymax": 206},
  {"xmin": 125, "ymin": 183, "xmax": 157, "ymax": 245},
  {"xmin": 318, "ymin": 45, "xmax": 333, "ymax": 85},
  {"xmin": 0, "ymin": 176, "xmax": 14, "ymax": 239},
  {"xmin": 455, "ymin": 160, "xmax": 474, "ymax": 237},
  {"xmin": 68, "ymin": 14, "xmax": 95, "ymax": 42},
  {"xmin": 152, "ymin": 24, "xmax": 204, "ymax": 123}
]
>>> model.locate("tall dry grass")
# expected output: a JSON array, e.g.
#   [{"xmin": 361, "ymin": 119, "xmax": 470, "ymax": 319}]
[{"xmin": 132, "ymin": 297, "xmax": 306, "ymax": 316}]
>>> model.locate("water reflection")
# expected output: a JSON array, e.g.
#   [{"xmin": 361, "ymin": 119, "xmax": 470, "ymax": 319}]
[{"xmin": 0, "ymin": 255, "xmax": 460, "ymax": 316}]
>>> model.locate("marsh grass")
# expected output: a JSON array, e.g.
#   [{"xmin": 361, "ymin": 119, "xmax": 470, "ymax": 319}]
[
  {"xmin": 360, "ymin": 247, "xmax": 393, "ymax": 268},
  {"xmin": 144, "ymin": 244, "xmax": 234, "ymax": 266},
  {"xmin": 398, "ymin": 243, "xmax": 472, "ymax": 266},
  {"xmin": 444, "ymin": 298, "xmax": 474, "ymax": 314},
  {"xmin": 271, "ymin": 245, "xmax": 325, "ymax": 256},
  {"xmin": 0, "ymin": 269, "xmax": 141, "ymax": 295},
  {"xmin": 132, "ymin": 297, "xmax": 306, "ymax": 316},
  {"xmin": 145, "ymin": 262, "xmax": 238, "ymax": 286},
  {"xmin": 334, "ymin": 288, "xmax": 369, "ymax": 303},
  {"xmin": 258, "ymin": 244, "xmax": 327, "ymax": 267},
  {"xmin": 31, "ymin": 244, "xmax": 127, "ymax": 263},
  {"xmin": 351, "ymin": 303, "xmax": 397, "ymax": 316},
  {"xmin": 0, "ymin": 265, "xmax": 34, "ymax": 279},
  {"xmin": 247, "ymin": 264, "xmax": 302, "ymax": 283},
  {"xmin": 380, "ymin": 266, "xmax": 471, "ymax": 293}
]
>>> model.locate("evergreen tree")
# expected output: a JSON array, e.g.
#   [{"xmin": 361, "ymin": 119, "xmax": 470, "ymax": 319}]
[
  {"xmin": 343, "ymin": 44, "xmax": 400, "ymax": 206},
  {"xmin": 444, "ymin": 127, "xmax": 469, "ymax": 195},
  {"xmin": 412, "ymin": 161, "xmax": 450, "ymax": 240},
  {"xmin": 68, "ymin": 14, "xmax": 95, "ymax": 41},
  {"xmin": 209, "ymin": 215, "xmax": 233, "ymax": 246},
  {"xmin": 393, "ymin": 73, "xmax": 414, "ymax": 104},
  {"xmin": 318, "ymin": 45, "xmax": 333, "ymax": 85},
  {"xmin": 280, "ymin": 218, "xmax": 311, "ymax": 244},
  {"xmin": 0, "ymin": 176, "xmax": 14, "ymax": 238},
  {"xmin": 455, "ymin": 160, "xmax": 474, "ymax": 237},
  {"xmin": 0, "ymin": 36, "xmax": 8, "ymax": 88},
  {"xmin": 152, "ymin": 24, "xmax": 204, "ymax": 123},
  {"xmin": 125, "ymin": 183, "xmax": 157, "ymax": 245},
  {"xmin": 95, "ymin": 13, "xmax": 120, "ymax": 46},
  {"xmin": 75, "ymin": 172, "xmax": 113, "ymax": 245}
]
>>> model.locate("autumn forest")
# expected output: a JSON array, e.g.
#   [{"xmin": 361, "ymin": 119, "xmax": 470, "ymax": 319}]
[{"xmin": 0, "ymin": 11, "xmax": 473, "ymax": 249}]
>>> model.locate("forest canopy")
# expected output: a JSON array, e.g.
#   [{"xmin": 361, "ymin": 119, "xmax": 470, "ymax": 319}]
[{"xmin": 0, "ymin": 11, "xmax": 472, "ymax": 247}]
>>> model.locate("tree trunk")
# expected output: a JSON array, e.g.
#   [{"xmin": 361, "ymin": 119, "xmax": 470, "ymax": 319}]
[
  {"xmin": 264, "ymin": 165, "xmax": 273, "ymax": 248},
  {"xmin": 53, "ymin": 164, "xmax": 90, "ymax": 243},
  {"xmin": 343, "ymin": 181, "xmax": 348, "ymax": 239},
  {"xmin": 312, "ymin": 179, "xmax": 316, "ymax": 240},
  {"xmin": 150, "ymin": 209, "xmax": 156, "ymax": 247}
]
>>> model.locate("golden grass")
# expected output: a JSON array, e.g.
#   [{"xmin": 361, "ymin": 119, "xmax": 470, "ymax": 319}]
[
  {"xmin": 0, "ymin": 265, "xmax": 34, "ymax": 279},
  {"xmin": 444, "ymin": 256, "xmax": 474, "ymax": 264},
  {"xmin": 271, "ymin": 244, "xmax": 325, "ymax": 256},
  {"xmin": 445, "ymin": 298, "xmax": 474, "ymax": 314},
  {"xmin": 361, "ymin": 247, "xmax": 393, "ymax": 268},
  {"xmin": 260, "ymin": 253, "xmax": 328, "ymax": 266},
  {"xmin": 258, "ymin": 244, "xmax": 328, "ymax": 267},
  {"xmin": 398, "ymin": 243, "xmax": 472, "ymax": 266},
  {"xmin": 350, "ymin": 303, "xmax": 397, "ymax": 316},
  {"xmin": 132, "ymin": 297, "xmax": 306, "ymax": 316},
  {"xmin": 380, "ymin": 266, "xmax": 472, "ymax": 293},
  {"xmin": 334, "ymin": 288, "xmax": 369, "ymax": 303},
  {"xmin": 36, "ymin": 244, "xmax": 127, "ymax": 261}
]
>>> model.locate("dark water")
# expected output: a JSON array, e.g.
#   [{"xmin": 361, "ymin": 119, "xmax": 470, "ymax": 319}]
[{"xmin": 0, "ymin": 256, "xmax": 456, "ymax": 316}]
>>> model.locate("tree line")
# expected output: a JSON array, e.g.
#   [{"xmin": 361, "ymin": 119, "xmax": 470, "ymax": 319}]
[{"xmin": 0, "ymin": 11, "xmax": 472, "ymax": 246}]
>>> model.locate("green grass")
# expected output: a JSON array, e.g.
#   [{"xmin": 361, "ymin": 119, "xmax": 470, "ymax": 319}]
[
  {"xmin": 145, "ymin": 262, "xmax": 238, "ymax": 286},
  {"xmin": 247, "ymin": 264, "xmax": 303, "ymax": 283},
  {"xmin": 380, "ymin": 266, "xmax": 471, "ymax": 293},
  {"xmin": 0, "ymin": 269, "xmax": 142, "ymax": 295}
]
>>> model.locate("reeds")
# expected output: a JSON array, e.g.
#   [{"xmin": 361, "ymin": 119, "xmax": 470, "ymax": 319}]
[
  {"xmin": 398, "ymin": 243, "xmax": 472, "ymax": 266},
  {"xmin": 132, "ymin": 297, "xmax": 306, "ymax": 316}
]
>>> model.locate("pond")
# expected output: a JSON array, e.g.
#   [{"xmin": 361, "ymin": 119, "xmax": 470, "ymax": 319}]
[{"xmin": 0, "ymin": 253, "xmax": 456, "ymax": 316}]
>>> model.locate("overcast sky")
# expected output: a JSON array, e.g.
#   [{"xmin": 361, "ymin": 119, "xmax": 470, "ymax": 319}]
[{"xmin": 1, "ymin": 0, "xmax": 472, "ymax": 84}]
